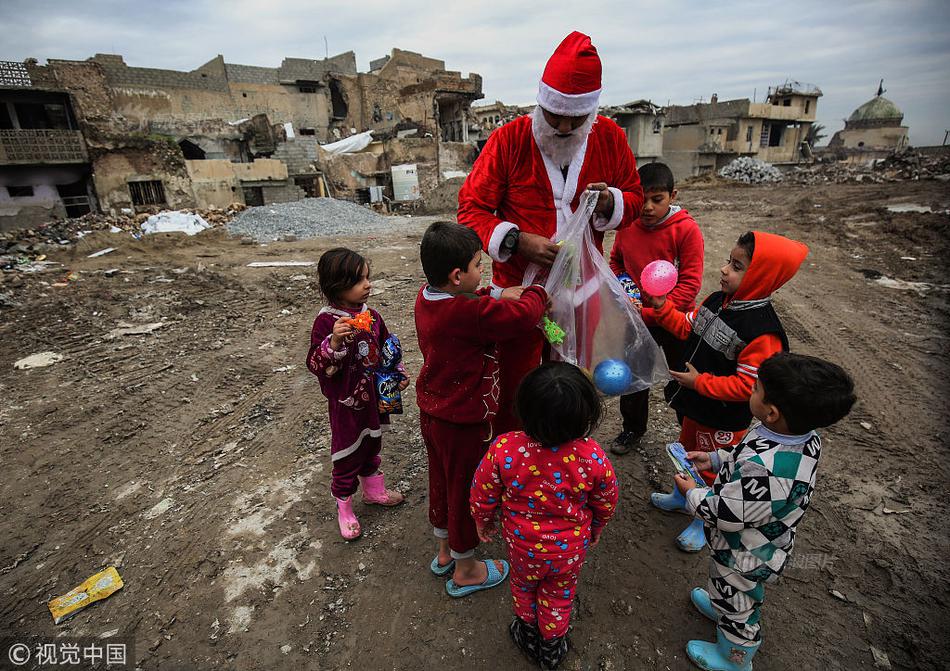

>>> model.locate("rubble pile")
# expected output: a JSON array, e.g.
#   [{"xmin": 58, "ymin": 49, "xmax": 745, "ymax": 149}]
[
  {"xmin": 873, "ymin": 150, "xmax": 950, "ymax": 181},
  {"xmin": 0, "ymin": 205, "xmax": 245, "ymax": 267},
  {"xmin": 227, "ymin": 197, "xmax": 396, "ymax": 242},
  {"xmin": 718, "ymin": 157, "xmax": 783, "ymax": 184},
  {"xmin": 785, "ymin": 162, "xmax": 887, "ymax": 185},
  {"xmin": 786, "ymin": 150, "xmax": 950, "ymax": 185}
]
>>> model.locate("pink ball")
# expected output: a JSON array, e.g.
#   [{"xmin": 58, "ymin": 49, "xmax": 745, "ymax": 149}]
[{"xmin": 640, "ymin": 260, "xmax": 678, "ymax": 296}]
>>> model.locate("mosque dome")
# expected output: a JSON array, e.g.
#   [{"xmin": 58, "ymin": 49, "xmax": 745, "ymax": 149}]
[{"xmin": 848, "ymin": 96, "xmax": 903, "ymax": 124}]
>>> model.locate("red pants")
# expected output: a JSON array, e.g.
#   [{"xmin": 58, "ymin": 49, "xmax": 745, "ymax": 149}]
[
  {"xmin": 330, "ymin": 434, "xmax": 381, "ymax": 498},
  {"xmin": 509, "ymin": 548, "xmax": 585, "ymax": 639},
  {"xmin": 494, "ymin": 330, "xmax": 544, "ymax": 435},
  {"xmin": 679, "ymin": 416, "xmax": 746, "ymax": 485},
  {"xmin": 420, "ymin": 412, "xmax": 492, "ymax": 557}
]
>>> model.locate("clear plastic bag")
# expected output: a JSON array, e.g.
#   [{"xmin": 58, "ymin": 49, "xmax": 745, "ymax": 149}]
[{"xmin": 524, "ymin": 191, "xmax": 670, "ymax": 395}]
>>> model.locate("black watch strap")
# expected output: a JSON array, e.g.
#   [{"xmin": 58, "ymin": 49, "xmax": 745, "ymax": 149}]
[{"xmin": 502, "ymin": 229, "xmax": 520, "ymax": 254}]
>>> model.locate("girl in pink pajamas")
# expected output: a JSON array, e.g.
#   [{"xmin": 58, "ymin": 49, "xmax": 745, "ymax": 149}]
[{"xmin": 471, "ymin": 362, "xmax": 618, "ymax": 670}]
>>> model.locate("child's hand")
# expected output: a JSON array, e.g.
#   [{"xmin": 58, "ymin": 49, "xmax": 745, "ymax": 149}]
[
  {"xmin": 640, "ymin": 291, "xmax": 666, "ymax": 309},
  {"xmin": 590, "ymin": 528, "xmax": 602, "ymax": 547},
  {"xmin": 475, "ymin": 520, "xmax": 496, "ymax": 543},
  {"xmin": 500, "ymin": 286, "xmax": 525, "ymax": 300},
  {"xmin": 670, "ymin": 362, "xmax": 700, "ymax": 389},
  {"xmin": 673, "ymin": 473, "xmax": 696, "ymax": 495},
  {"xmin": 685, "ymin": 451, "xmax": 712, "ymax": 471},
  {"xmin": 398, "ymin": 371, "xmax": 411, "ymax": 391},
  {"xmin": 330, "ymin": 317, "xmax": 356, "ymax": 350}
]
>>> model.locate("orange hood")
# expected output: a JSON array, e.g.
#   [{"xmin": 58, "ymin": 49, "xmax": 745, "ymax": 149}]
[{"xmin": 731, "ymin": 231, "xmax": 809, "ymax": 301}]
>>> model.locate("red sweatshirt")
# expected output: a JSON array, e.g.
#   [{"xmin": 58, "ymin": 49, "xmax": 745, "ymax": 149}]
[
  {"xmin": 608, "ymin": 206, "xmax": 704, "ymax": 326},
  {"xmin": 414, "ymin": 285, "xmax": 547, "ymax": 424},
  {"xmin": 644, "ymin": 231, "xmax": 808, "ymax": 401}
]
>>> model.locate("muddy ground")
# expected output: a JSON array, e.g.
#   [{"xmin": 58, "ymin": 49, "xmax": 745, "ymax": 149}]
[{"xmin": 1, "ymin": 180, "xmax": 948, "ymax": 671}]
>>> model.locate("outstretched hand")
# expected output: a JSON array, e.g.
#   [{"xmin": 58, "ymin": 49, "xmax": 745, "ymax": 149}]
[
  {"xmin": 475, "ymin": 519, "xmax": 496, "ymax": 544},
  {"xmin": 586, "ymin": 182, "xmax": 614, "ymax": 217},
  {"xmin": 517, "ymin": 232, "xmax": 560, "ymax": 267},
  {"xmin": 670, "ymin": 362, "xmax": 700, "ymax": 389}
]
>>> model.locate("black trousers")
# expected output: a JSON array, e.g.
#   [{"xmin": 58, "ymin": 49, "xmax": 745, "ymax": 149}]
[{"xmin": 618, "ymin": 326, "xmax": 686, "ymax": 436}]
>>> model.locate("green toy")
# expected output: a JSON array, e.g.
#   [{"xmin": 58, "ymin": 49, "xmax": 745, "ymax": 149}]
[{"xmin": 542, "ymin": 316, "xmax": 566, "ymax": 345}]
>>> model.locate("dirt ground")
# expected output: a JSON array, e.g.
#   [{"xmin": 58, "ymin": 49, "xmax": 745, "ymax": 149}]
[{"xmin": 1, "ymin": 180, "xmax": 948, "ymax": 671}]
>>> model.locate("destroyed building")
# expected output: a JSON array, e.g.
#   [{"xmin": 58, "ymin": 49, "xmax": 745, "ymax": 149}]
[
  {"xmin": 827, "ymin": 81, "xmax": 909, "ymax": 161},
  {"xmin": 601, "ymin": 100, "xmax": 666, "ymax": 166},
  {"xmin": 661, "ymin": 82, "xmax": 822, "ymax": 180},
  {"xmin": 0, "ymin": 49, "xmax": 483, "ymax": 229}
]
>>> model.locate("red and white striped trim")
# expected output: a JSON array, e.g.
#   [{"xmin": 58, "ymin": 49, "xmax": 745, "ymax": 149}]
[{"xmin": 737, "ymin": 363, "xmax": 759, "ymax": 379}]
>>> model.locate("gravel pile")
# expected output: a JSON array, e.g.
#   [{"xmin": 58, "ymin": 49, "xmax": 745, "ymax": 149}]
[
  {"xmin": 719, "ymin": 157, "xmax": 783, "ymax": 184},
  {"xmin": 227, "ymin": 198, "xmax": 398, "ymax": 241}
]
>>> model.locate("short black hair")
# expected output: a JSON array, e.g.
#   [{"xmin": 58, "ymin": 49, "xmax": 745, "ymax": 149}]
[
  {"xmin": 515, "ymin": 362, "xmax": 604, "ymax": 446},
  {"xmin": 639, "ymin": 162, "xmax": 675, "ymax": 194},
  {"xmin": 757, "ymin": 353, "xmax": 856, "ymax": 434},
  {"xmin": 420, "ymin": 221, "xmax": 482, "ymax": 286},
  {"xmin": 737, "ymin": 231, "xmax": 756, "ymax": 260},
  {"xmin": 317, "ymin": 247, "xmax": 367, "ymax": 303}
]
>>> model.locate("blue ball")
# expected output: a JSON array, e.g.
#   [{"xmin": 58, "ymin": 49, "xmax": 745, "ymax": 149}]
[{"xmin": 593, "ymin": 359, "xmax": 633, "ymax": 395}]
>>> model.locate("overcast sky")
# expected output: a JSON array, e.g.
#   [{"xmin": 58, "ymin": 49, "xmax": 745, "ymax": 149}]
[{"xmin": 2, "ymin": 0, "xmax": 948, "ymax": 146}]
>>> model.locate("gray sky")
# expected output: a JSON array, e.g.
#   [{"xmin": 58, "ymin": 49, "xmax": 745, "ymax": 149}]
[{"xmin": 2, "ymin": 0, "xmax": 948, "ymax": 146}]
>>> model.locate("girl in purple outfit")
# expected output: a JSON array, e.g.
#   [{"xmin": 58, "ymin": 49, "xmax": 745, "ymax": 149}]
[{"xmin": 306, "ymin": 248, "xmax": 409, "ymax": 539}]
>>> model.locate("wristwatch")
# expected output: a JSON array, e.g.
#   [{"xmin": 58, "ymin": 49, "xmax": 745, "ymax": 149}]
[{"xmin": 501, "ymin": 229, "xmax": 520, "ymax": 255}]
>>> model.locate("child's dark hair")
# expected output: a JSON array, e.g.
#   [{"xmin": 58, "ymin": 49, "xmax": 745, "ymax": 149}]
[
  {"xmin": 758, "ymin": 353, "xmax": 856, "ymax": 434},
  {"xmin": 639, "ymin": 162, "xmax": 675, "ymax": 194},
  {"xmin": 420, "ymin": 221, "xmax": 482, "ymax": 286},
  {"xmin": 737, "ymin": 231, "xmax": 756, "ymax": 259},
  {"xmin": 516, "ymin": 362, "xmax": 604, "ymax": 446},
  {"xmin": 318, "ymin": 247, "xmax": 367, "ymax": 303}
]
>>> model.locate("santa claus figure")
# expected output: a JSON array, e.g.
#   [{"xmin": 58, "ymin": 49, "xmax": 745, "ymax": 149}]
[{"xmin": 458, "ymin": 31, "xmax": 643, "ymax": 434}]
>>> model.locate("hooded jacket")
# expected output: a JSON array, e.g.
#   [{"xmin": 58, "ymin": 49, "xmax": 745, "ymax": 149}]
[
  {"xmin": 608, "ymin": 205, "xmax": 704, "ymax": 326},
  {"xmin": 645, "ymin": 231, "xmax": 809, "ymax": 430}
]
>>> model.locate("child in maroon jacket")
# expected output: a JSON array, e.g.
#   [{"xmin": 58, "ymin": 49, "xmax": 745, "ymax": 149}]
[
  {"xmin": 608, "ymin": 162, "xmax": 704, "ymax": 455},
  {"xmin": 415, "ymin": 221, "xmax": 547, "ymax": 598},
  {"xmin": 471, "ymin": 362, "xmax": 618, "ymax": 669},
  {"xmin": 306, "ymin": 248, "xmax": 409, "ymax": 540}
]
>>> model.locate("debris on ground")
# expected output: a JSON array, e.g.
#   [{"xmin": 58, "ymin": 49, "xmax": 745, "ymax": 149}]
[
  {"xmin": 226, "ymin": 197, "xmax": 396, "ymax": 242},
  {"xmin": 13, "ymin": 351, "xmax": 65, "ymax": 370},
  {"xmin": 48, "ymin": 566, "xmax": 124, "ymax": 624},
  {"xmin": 719, "ymin": 157, "xmax": 783, "ymax": 184},
  {"xmin": 141, "ymin": 211, "xmax": 211, "ymax": 236}
]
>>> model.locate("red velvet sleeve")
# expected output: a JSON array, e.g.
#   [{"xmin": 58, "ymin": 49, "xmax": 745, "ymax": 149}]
[
  {"xmin": 475, "ymin": 285, "xmax": 547, "ymax": 344},
  {"xmin": 457, "ymin": 130, "xmax": 510, "ymax": 251}
]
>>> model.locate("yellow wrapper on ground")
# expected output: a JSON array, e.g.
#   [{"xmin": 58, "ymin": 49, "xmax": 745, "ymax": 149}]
[{"xmin": 48, "ymin": 566, "xmax": 124, "ymax": 624}]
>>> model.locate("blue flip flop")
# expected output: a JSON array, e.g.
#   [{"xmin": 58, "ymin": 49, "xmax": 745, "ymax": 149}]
[
  {"xmin": 430, "ymin": 556, "xmax": 455, "ymax": 577},
  {"xmin": 445, "ymin": 559, "xmax": 509, "ymax": 598}
]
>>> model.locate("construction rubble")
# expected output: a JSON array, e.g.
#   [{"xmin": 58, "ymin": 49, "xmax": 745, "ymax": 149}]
[{"xmin": 718, "ymin": 157, "xmax": 784, "ymax": 184}]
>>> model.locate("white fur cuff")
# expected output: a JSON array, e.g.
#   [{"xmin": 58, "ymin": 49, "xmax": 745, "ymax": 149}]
[
  {"xmin": 488, "ymin": 221, "xmax": 519, "ymax": 262},
  {"xmin": 592, "ymin": 187, "xmax": 624, "ymax": 231},
  {"xmin": 536, "ymin": 80, "xmax": 601, "ymax": 117}
]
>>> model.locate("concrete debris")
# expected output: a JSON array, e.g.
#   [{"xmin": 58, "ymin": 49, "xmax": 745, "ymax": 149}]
[
  {"xmin": 226, "ymin": 197, "xmax": 396, "ymax": 242},
  {"xmin": 246, "ymin": 261, "xmax": 316, "ymax": 268},
  {"xmin": 13, "ymin": 351, "xmax": 65, "ymax": 370},
  {"xmin": 141, "ymin": 211, "xmax": 211, "ymax": 236},
  {"xmin": 719, "ymin": 157, "xmax": 783, "ymax": 184},
  {"xmin": 106, "ymin": 322, "xmax": 167, "ymax": 339},
  {"xmin": 87, "ymin": 247, "xmax": 117, "ymax": 258}
]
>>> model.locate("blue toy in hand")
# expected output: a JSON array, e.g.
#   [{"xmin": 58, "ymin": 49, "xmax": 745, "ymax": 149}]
[{"xmin": 593, "ymin": 358, "xmax": 633, "ymax": 396}]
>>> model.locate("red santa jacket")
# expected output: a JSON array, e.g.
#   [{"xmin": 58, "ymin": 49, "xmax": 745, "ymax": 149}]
[
  {"xmin": 608, "ymin": 206, "xmax": 704, "ymax": 326},
  {"xmin": 414, "ymin": 285, "xmax": 547, "ymax": 424},
  {"xmin": 470, "ymin": 431, "xmax": 619, "ymax": 559},
  {"xmin": 458, "ymin": 114, "xmax": 643, "ymax": 289}
]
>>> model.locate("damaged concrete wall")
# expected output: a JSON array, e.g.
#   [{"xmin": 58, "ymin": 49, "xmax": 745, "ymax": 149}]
[
  {"xmin": 91, "ymin": 139, "xmax": 194, "ymax": 213},
  {"xmin": 0, "ymin": 184, "xmax": 66, "ymax": 231},
  {"xmin": 438, "ymin": 141, "xmax": 476, "ymax": 178}
]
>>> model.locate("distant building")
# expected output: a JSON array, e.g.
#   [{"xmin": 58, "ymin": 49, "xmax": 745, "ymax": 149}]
[
  {"xmin": 828, "ymin": 81, "xmax": 909, "ymax": 158},
  {"xmin": 661, "ymin": 82, "xmax": 822, "ymax": 180},
  {"xmin": 601, "ymin": 100, "xmax": 665, "ymax": 165}
]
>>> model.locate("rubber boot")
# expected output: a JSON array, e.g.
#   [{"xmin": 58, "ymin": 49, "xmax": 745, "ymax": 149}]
[
  {"xmin": 359, "ymin": 471, "xmax": 404, "ymax": 506},
  {"xmin": 508, "ymin": 617, "xmax": 540, "ymax": 662},
  {"xmin": 676, "ymin": 518, "xmax": 707, "ymax": 552},
  {"xmin": 686, "ymin": 629, "xmax": 760, "ymax": 671},
  {"xmin": 334, "ymin": 495, "xmax": 361, "ymax": 540},
  {"xmin": 538, "ymin": 635, "xmax": 569, "ymax": 670},
  {"xmin": 650, "ymin": 482, "xmax": 688, "ymax": 513},
  {"xmin": 690, "ymin": 587, "xmax": 717, "ymax": 622}
]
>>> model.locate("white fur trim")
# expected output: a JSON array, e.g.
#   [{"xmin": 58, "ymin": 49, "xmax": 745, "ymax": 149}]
[
  {"xmin": 488, "ymin": 221, "xmax": 519, "ymax": 262},
  {"xmin": 592, "ymin": 186, "xmax": 624, "ymax": 231},
  {"xmin": 537, "ymin": 80, "xmax": 601, "ymax": 116},
  {"xmin": 537, "ymin": 138, "xmax": 589, "ymax": 239}
]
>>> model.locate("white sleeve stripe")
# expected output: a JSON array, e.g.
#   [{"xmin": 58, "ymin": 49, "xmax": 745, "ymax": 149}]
[{"xmin": 738, "ymin": 368, "xmax": 759, "ymax": 379}]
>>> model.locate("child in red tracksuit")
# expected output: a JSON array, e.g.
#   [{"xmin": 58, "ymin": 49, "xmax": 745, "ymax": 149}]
[
  {"xmin": 641, "ymin": 231, "xmax": 808, "ymax": 553},
  {"xmin": 415, "ymin": 221, "xmax": 548, "ymax": 598},
  {"xmin": 471, "ymin": 362, "xmax": 618, "ymax": 670},
  {"xmin": 608, "ymin": 161, "xmax": 704, "ymax": 456}
]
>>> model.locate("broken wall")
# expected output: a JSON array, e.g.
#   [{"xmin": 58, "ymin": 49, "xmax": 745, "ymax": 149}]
[{"xmin": 91, "ymin": 139, "xmax": 194, "ymax": 213}]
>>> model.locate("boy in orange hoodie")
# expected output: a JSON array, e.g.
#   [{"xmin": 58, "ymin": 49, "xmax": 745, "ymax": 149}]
[
  {"xmin": 641, "ymin": 230, "xmax": 808, "ymax": 552},
  {"xmin": 608, "ymin": 162, "xmax": 704, "ymax": 455}
]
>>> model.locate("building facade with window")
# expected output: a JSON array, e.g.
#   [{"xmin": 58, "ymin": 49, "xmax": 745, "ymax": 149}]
[{"xmin": 661, "ymin": 82, "xmax": 822, "ymax": 181}]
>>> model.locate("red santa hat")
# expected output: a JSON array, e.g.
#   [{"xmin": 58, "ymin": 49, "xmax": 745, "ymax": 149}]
[{"xmin": 536, "ymin": 31, "xmax": 602, "ymax": 117}]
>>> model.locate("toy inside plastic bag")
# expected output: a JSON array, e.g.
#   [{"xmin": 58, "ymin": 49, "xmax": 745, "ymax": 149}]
[{"xmin": 524, "ymin": 190, "xmax": 669, "ymax": 395}]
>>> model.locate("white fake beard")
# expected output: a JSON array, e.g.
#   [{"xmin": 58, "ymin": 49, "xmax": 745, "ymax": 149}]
[{"xmin": 531, "ymin": 105, "xmax": 595, "ymax": 168}]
